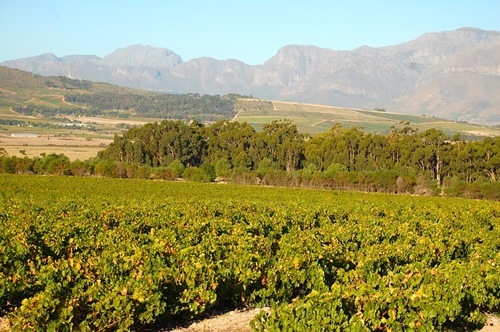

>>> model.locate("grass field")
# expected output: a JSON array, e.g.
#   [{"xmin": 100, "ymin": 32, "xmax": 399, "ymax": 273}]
[
  {"xmin": 235, "ymin": 100, "xmax": 500, "ymax": 137},
  {"xmin": 0, "ymin": 134, "xmax": 110, "ymax": 160}
]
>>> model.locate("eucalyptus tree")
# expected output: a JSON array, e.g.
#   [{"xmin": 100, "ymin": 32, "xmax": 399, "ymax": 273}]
[{"xmin": 253, "ymin": 120, "xmax": 306, "ymax": 172}]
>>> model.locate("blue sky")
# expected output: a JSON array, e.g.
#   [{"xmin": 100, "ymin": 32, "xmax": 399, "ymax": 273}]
[{"xmin": 0, "ymin": 0, "xmax": 498, "ymax": 65}]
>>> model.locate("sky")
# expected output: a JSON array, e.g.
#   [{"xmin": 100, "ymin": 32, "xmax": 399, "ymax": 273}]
[{"xmin": 0, "ymin": 0, "xmax": 499, "ymax": 65}]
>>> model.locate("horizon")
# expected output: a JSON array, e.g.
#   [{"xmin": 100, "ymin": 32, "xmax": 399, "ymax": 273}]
[{"xmin": 1, "ymin": 1, "xmax": 499, "ymax": 65}]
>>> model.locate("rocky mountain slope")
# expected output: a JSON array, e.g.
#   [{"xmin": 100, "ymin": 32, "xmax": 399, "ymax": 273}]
[{"xmin": 2, "ymin": 28, "xmax": 499, "ymax": 125}]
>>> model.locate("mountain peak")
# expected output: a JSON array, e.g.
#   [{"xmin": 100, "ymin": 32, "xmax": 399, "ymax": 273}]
[
  {"xmin": 27, "ymin": 53, "xmax": 60, "ymax": 62},
  {"xmin": 104, "ymin": 44, "xmax": 183, "ymax": 68},
  {"xmin": 455, "ymin": 27, "xmax": 499, "ymax": 34},
  {"xmin": 266, "ymin": 45, "xmax": 335, "ymax": 66}
]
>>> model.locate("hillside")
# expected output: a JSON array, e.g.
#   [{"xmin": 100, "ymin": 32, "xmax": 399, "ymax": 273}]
[
  {"xmin": 1, "ymin": 66, "xmax": 498, "ymax": 140},
  {"xmin": 0, "ymin": 66, "xmax": 150, "ymax": 117},
  {"xmin": 0, "ymin": 66, "xmax": 244, "ymax": 122},
  {"xmin": 2, "ymin": 28, "xmax": 499, "ymax": 125},
  {"xmin": 234, "ymin": 99, "xmax": 500, "ymax": 137}
]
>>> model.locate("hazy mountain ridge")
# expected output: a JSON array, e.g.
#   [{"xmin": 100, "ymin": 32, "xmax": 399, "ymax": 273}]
[{"xmin": 2, "ymin": 27, "xmax": 499, "ymax": 125}]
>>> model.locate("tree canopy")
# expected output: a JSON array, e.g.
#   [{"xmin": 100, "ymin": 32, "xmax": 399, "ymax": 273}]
[
  {"xmin": 1, "ymin": 120, "xmax": 498, "ymax": 199},
  {"xmin": 98, "ymin": 120, "xmax": 499, "ymax": 189}
]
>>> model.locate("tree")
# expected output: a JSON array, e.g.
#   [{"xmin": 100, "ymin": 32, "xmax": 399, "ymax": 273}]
[
  {"xmin": 99, "ymin": 120, "xmax": 206, "ymax": 168},
  {"xmin": 255, "ymin": 120, "xmax": 306, "ymax": 172},
  {"xmin": 202, "ymin": 120, "xmax": 256, "ymax": 169},
  {"xmin": 414, "ymin": 129, "xmax": 449, "ymax": 187},
  {"xmin": 477, "ymin": 137, "xmax": 499, "ymax": 182},
  {"xmin": 2, "ymin": 157, "xmax": 16, "ymax": 174},
  {"xmin": 35, "ymin": 154, "xmax": 71, "ymax": 175}
]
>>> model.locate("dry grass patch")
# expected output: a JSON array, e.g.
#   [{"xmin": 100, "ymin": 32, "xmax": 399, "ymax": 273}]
[{"xmin": 0, "ymin": 134, "xmax": 111, "ymax": 160}]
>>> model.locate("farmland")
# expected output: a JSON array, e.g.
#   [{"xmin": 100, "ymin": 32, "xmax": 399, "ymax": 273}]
[
  {"xmin": 234, "ymin": 99, "xmax": 500, "ymax": 137},
  {"xmin": 1, "ymin": 175, "xmax": 498, "ymax": 331}
]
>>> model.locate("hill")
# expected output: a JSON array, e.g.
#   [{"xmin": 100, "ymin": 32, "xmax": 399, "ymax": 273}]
[
  {"xmin": 2, "ymin": 28, "xmax": 499, "ymax": 125},
  {"xmin": 0, "ymin": 66, "xmax": 248, "ymax": 160},
  {"xmin": 0, "ymin": 65, "xmax": 150, "ymax": 117},
  {"xmin": 0, "ymin": 66, "xmax": 239, "ymax": 121},
  {"xmin": 234, "ymin": 99, "xmax": 500, "ymax": 138},
  {"xmin": 1, "ymin": 66, "xmax": 498, "ymax": 140}
]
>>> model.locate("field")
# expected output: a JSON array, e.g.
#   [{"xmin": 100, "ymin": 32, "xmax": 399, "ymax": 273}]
[
  {"xmin": 234, "ymin": 100, "xmax": 500, "ymax": 137},
  {"xmin": 0, "ymin": 134, "xmax": 111, "ymax": 161},
  {"xmin": 0, "ymin": 114, "xmax": 160, "ymax": 161},
  {"xmin": 1, "ymin": 175, "xmax": 498, "ymax": 331},
  {"xmin": 0, "ymin": 66, "xmax": 163, "ymax": 160}
]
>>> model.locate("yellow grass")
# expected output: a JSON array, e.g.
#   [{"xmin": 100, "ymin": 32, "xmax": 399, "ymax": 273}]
[{"xmin": 0, "ymin": 134, "xmax": 112, "ymax": 160}]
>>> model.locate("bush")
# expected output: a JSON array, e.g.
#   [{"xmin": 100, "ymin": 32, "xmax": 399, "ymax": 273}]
[
  {"xmin": 135, "ymin": 166, "xmax": 152, "ymax": 179},
  {"xmin": 2, "ymin": 157, "xmax": 17, "ymax": 174},
  {"xmin": 445, "ymin": 181, "xmax": 500, "ymax": 200},
  {"xmin": 37, "ymin": 154, "xmax": 71, "ymax": 175},
  {"xmin": 182, "ymin": 167, "xmax": 212, "ymax": 182},
  {"xmin": 94, "ymin": 159, "xmax": 118, "ymax": 177},
  {"xmin": 479, "ymin": 182, "xmax": 500, "ymax": 200},
  {"xmin": 166, "ymin": 160, "xmax": 185, "ymax": 178},
  {"xmin": 152, "ymin": 167, "xmax": 177, "ymax": 180},
  {"xmin": 215, "ymin": 158, "xmax": 231, "ymax": 178},
  {"xmin": 70, "ymin": 160, "xmax": 92, "ymax": 176}
]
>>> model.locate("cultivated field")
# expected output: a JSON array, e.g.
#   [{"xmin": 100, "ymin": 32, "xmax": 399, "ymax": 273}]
[
  {"xmin": 0, "ymin": 133, "xmax": 111, "ymax": 160},
  {"xmin": 1, "ymin": 175, "xmax": 498, "ymax": 331},
  {"xmin": 234, "ymin": 100, "xmax": 500, "ymax": 137}
]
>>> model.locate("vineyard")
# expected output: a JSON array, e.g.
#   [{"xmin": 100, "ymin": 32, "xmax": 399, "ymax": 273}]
[{"xmin": 1, "ymin": 175, "xmax": 499, "ymax": 331}]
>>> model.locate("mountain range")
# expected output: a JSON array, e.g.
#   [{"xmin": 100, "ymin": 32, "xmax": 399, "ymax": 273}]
[{"xmin": 2, "ymin": 27, "xmax": 499, "ymax": 125}]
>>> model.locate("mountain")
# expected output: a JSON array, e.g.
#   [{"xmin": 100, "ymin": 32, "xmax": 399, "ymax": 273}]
[{"xmin": 2, "ymin": 28, "xmax": 499, "ymax": 125}]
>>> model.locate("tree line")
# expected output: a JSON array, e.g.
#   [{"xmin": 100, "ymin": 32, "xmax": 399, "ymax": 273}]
[
  {"xmin": 13, "ymin": 105, "xmax": 101, "ymax": 117},
  {"xmin": 1, "ymin": 120, "xmax": 498, "ymax": 199},
  {"xmin": 64, "ymin": 93, "xmax": 242, "ymax": 120},
  {"xmin": 14, "ymin": 93, "xmax": 244, "ymax": 121}
]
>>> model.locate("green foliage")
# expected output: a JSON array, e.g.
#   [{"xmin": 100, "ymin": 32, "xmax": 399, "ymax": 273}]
[
  {"xmin": 48, "ymin": 76, "xmax": 93, "ymax": 90},
  {"xmin": 166, "ymin": 160, "xmax": 185, "ymax": 178},
  {"xmin": 2, "ymin": 157, "xmax": 16, "ymax": 174},
  {"xmin": 1, "ymin": 119, "xmax": 498, "ymax": 197},
  {"xmin": 64, "ymin": 92, "xmax": 241, "ymax": 120},
  {"xmin": 33, "ymin": 153, "xmax": 71, "ymax": 175},
  {"xmin": 13, "ymin": 105, "xmax": 99, "ymax": 117},
  {"xmin": 215, "ymin": 158, "xmax": 232, "ymax": 177},
  {"xmin": 0, "ymin": 175, "xmax": 498, "ymax": 330},
  {"xmin": 182, "ymin": 166, "xmax": 213, "ymax": 182}
]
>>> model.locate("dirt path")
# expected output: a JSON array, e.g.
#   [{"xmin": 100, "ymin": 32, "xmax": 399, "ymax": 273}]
[
  {"xmin": 0, "ymin": 88, "xmax": 16, "ymax": 95},
  {"xmin": 166, "ymin": 308, "xmax": 268, "ymax": 332},
  {"xmin": 49, "ymin": 94, "xmax": 77, "ymax": 107},
  {"xmin": 231, "ymin": 110, "xmax": 243, "ymax": 122},
  {"xmin": 163, "ymin": 309, "xmax": 499, "ymax": 332},
  {"xmin": 481, "ymin": 314, "xmax": 500, "ymax": 332},
  {"xmin": 311, "ymin": 119, "xmax": 329, "ymax": 127},
  {"xmin": 63, "ymin": 115, "xmax": 150, "ymax": 126}
]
